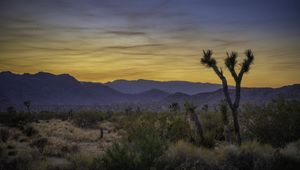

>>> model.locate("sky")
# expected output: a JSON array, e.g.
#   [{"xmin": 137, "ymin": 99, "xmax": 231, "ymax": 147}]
[{"xmin": 0, "ymin": 0, "xmax": 300, "ymax": 87}]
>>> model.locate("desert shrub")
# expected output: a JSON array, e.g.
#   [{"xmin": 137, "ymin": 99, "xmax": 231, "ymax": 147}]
[
  {"xmin": 61, "ymin": 144, "xmax": 79, "ymax": 154},
  {"xmin": 34, "ymin": 111, "xmax": 69, "ymax": 121},
  {"xmin": 156, "ymin": 140, "xmax": 300, "ymax": 170},
  {"xmin": 243, "ymin": 98, "xmax": 300, "ymax": 147},
  {"xmin": 166, "ymin": 116, "xmax": 192, "ymax": 142},
  {"xmin": 30, "ymin": 137, "xmax": 48, "ymax": 152},
  {"xmin": 219, "ymin": 141, "xmax": 274, "ymax": 170},
  {"xmin": 43, "ymin": 139, "xmax": 79, "ymax": 157},
  {"xmin": 102, "ymin": 121, "xmax": 167, "ymax": 170},
  {"xmin": 68, "ymin": 153, "xmax": 96, "ymax": 170},
  {"xmin": 156, "ymin": 141, "xmax": 218, "ymax": 170},
  {"xmin": 273, "ymin": 139, "xmax": 300, "ymax": 170},
  {"xmin": 0, "ymin": 128, "xmax": 10, "ymax": 143},
  {"xmin": 272, "ymin": 153, "xmax": 300, "ymax": 170},
  {"xmin": 22, "ymin": 125, "xmax": 38, "ymax": 137},
  {"xmin": 200, "ymin": 132, "xmax": 217, "ymax": 148},
  {"xmin": 6, "ymin": 141, "xmax": 16, "ymax": 149},
  {"xmin": 0, "ymin": 147, "xmax": 43, "ymax": 170},
  {"xmin": 280, "ymin": 139, "xmax": 300, "ymax": 160},
  {"xmin": 131, "ymin": 127, "xmax": 167, "ymax": 168},
  {"xmin": 0, "ymin": 112, "xmax": 34, "ymax": 128},
  {"xmin": 124, "ymin": 112, "xmax": 192, "ymax": 143},
  {"xmin": 101, "ymin": 142, "xmax": 140, "ymax": 170},
  {"xmin": 201, "ymin": 111, "xmax": 226, "ymax": 141},
  {"xmin": 72, "ymin": 112, "xmax": 104, "ymax": 128}
]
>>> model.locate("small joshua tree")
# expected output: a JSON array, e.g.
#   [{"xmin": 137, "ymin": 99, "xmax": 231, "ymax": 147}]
[
  {"xmin": 169, "ymin": 102, "xmax": 180, "ymax": 114},
  {"xmin": 201, "ymin": 50, "xmax": 254, "ymax": 145},
  {"xmin": 24, "ymin": 100, "xmax": 31, "ymax": 113},
  {"xmin": 184, "ymin": 102, "xmax": 204, "ymax": 142}
]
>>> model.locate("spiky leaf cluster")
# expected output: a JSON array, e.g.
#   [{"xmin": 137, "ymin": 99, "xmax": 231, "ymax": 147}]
[
  {"xmin": 241, "ymin": 49, "xmax": 254, "ymax": 73},
  {"xmin": 225, "ymin": 52, "xmax": 237, "ymax": 71},
  {"xmin": 201, "ymin": 50, "xmax": 216, "ymax": 67}
]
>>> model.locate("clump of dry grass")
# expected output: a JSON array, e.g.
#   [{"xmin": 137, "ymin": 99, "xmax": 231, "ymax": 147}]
[
  {"xmin": 67, "ymin": 153, "xmax": 98, "ymax": 170},
  {"xmin": 32, "ymin": 119, "xmax": 124, "ymax": 156},
  {"xmin": 43, "ymin": 137, "xmax": 78, "ymax": 157},
  {"xmin": 157, "ymin": 140, "xmax": 218, "ymax": 169},
  {"xmin": 281, "ymin": 139, "xmax": 300, "ymax": 160},
  {"xmin": 156, "ymin": 140, "xmax": 300, "ymax": 170},
  {"xmin": 32, "ymin": 119, "xmax": 100, "ymax": 142}
]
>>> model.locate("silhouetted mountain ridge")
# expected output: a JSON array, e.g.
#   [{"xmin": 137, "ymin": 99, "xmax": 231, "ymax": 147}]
[
  {"xmin": 105, "ymin": 79, "xmax": 226, "ymax": 95},
  {"xmin": 0, "ymin": 71, "xmax": 299, "ymax": 107}
]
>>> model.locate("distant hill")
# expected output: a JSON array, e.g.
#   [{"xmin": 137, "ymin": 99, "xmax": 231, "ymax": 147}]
[
  {"xmin": 0, "ymin": 71, "xmax": 126, "ymax": 105},
  {"xmin": 0, "ymin": 71, "xmax": 299, "ymax": 110},
  {"xmin": 0, "ymin": 71, "xmax": 169, "ymax": 105},
  {"xmin": 105, "ymin": 79, "xmax": 225, "ymax": 95},
  {"xmin": 162, "ymin": 85, "xmax": 300, "ymax": 106}
]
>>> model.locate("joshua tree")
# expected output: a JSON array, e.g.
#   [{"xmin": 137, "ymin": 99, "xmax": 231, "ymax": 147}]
[
  {"xmin": 184, "ymin": 102, "xmax": 204, "ymax": 142},
  {"xmin": 201, "ymin": 50, "xmax": 254, "ymax": 145},
  {"xmin": 24, "ymin": 100, "xmax": 31, "ymax": 113},
  {"xmin": 201, "ymin": 104, "xmax": 208, "ymax": 113},
  {"xmin": 219, "ymin": 100, "xmax": 231, "ymax": 143},
  {"xmin": 169, "ymin": 102, "xmax": 180, "ymax": 114}
]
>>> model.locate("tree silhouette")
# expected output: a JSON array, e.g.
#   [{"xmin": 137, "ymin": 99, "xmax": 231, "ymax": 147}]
[
  {"xmin": 219, "ymin": 100, "xmax": 231, "ymax": 143},
  {"xmin": 201, "ymin": 50, "xmax": 254, "ymax": 145},
  {"xmin": 184, "ymin": 102, "xmax": 204, "ymax": 142},
  {"xmin": 24, "ymin": 100, "xmax": 31, "ymax": 113},
  {"xmin": 169, "ymin": 102, "xmax": 180, "ymax": 114}
]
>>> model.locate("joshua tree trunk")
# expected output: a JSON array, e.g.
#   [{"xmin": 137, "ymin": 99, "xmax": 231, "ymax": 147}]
[
  {"xmin": 26, "ymin": 106, "xmax": 30, "ymax": 113},
  {"xmin": 220, "ymin": 75, "xmax": 242, "ymax": 145},
  {"xmin": 220, "ymin": 100, "xmax": 231, "ymax": 143},
  {"xmin": 232, "ymin": 108, "xmax": 241, "ymax": 145}
]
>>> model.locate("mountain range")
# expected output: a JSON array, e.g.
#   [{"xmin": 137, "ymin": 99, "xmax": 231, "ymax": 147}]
[
  {"xmin": 105, "ymin": 79, "xmax": 225, "ymax": 95},
  {"xmin": 0, "ymin": 71, "xmax": 299, "ymax": 109}
]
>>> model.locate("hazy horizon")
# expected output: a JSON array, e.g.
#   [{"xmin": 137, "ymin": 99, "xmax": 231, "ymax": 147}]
[{"xmin": 1, "ymin": 70, "xmax": 299, "ymax": 88}]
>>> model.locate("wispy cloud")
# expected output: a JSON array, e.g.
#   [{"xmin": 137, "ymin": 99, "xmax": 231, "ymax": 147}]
[{"xmin": 0, "ymin": 0, "xmax": 299, "ymax": 86}]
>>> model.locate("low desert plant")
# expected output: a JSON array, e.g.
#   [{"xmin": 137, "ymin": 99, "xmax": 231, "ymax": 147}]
[
  {"xmin": 0, "ymin": 128, "xmax": 10, "ymax": 143},
  {"xmin": 72, "ymin": 112, "xmax": 104, "ymax": 128},
  {"xmin": 102, "ymin": 119, "xmax": 167, "ymax": 170},
  {"xmin": 22, "ymin": 125, "xmax": 38, "ymax": 137},
  {"xmin": 156, "ymin": 141, "xmax": 218, "ymax": 170},
  {"xmin": 156, "ymin": 140, "xmax": 300, "ymax": 170},
  {"xmin": 166, "ymin": 116, "xmax": 192, "ymax": 142},
  {"xmin": 101, "ymin": 142, "xmax": 140, "ymax": 170},
  {"xmin": 68, "ymin": 153, "xmax": 96, "ymax": 170},
  {"xmin": 30, "ymin": 137, "xmax": 48, "ymax": 153},
  {"xmin": 243, "ymin": 98, "xmax": 300, "ymax": 147}
]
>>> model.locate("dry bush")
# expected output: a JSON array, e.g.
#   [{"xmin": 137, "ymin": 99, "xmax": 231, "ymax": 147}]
[
  {"xmin": 43, "ymin": 137, "xmax": 78, "ymax": 157},
  {"xmin": 156, "ymin": 140, "xmax": 218, "ymax": 170},
  {"xmin": 242, "ymin": 98, "xmax": 300, "ymax": 147},
  {"xmin": 0, "ymin": 128, "xmax": 10, "ymax": 143},
  {"xmin": 72, "ymin": 112, "xmax": 105, "ymax": 128},
  {"xmin": 22, "ymin": 125, "xmax": 38, "ymax": 137},
  {"xmin": 32, "ymin": 119, "xmax": 100, "ymax": 142},
  {"xmin": 30, "ymin": 137, "xmax": 48, "ymax": 153},
  {"xmin": 156, "ymin": 140, "xmax": 300, "ymax": 170},
  {"xmin": 67, "ymin": 153, "xmax": 97, "ymax": 170}
]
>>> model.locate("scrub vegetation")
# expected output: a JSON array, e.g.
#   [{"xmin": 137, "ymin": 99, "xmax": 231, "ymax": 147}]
[{"xmin": 0, "ymin": 98, "xmax": 299, "ymax": 170}]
